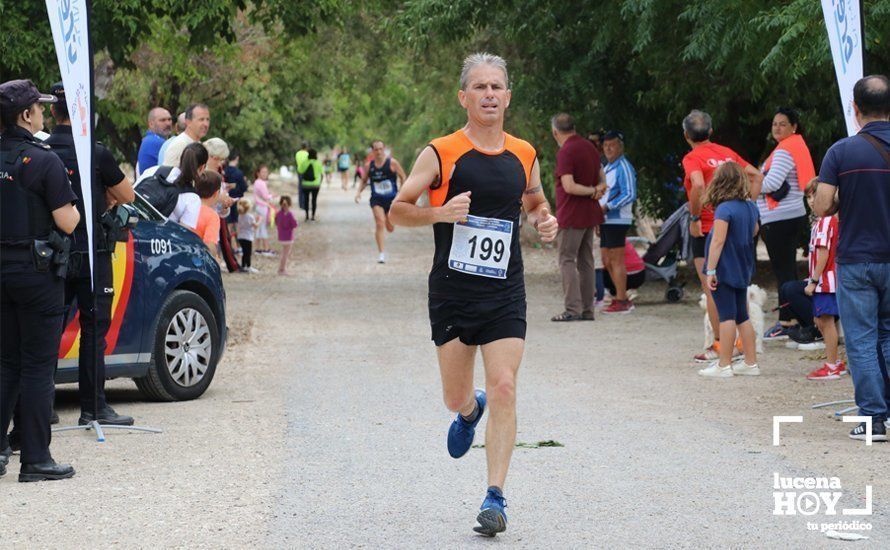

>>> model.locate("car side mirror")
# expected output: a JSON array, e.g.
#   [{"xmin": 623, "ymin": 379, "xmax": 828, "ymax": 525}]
[{"xmin": 115, "ymin": 204, "xmax": 140, "ymax": 230}]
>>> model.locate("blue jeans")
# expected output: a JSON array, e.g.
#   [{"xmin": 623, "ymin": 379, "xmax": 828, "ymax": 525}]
[{"xmin": 836, "ymin": 262, "xmax": 890, "ymax": 422}]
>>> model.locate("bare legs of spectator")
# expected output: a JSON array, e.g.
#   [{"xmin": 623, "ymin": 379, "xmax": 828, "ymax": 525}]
[
  {"xmin": 341, "ymin": 171, "xmax": 349, "ymax": 191},
  {"xmin": 278, "ymin": 243, "xmax": 292, "ymax": 275},
  {"xmin": 694, "ymin": 257, "xmax": 721, "ymax": 338},
  {"xmin": 815, "ymin": 314, "xmax": 839, "ymax": 364},
  {"xmin": 602, "ymin": 246, "xmax": 627, "ymax": 301},
  {"xmin": 718, "ymin": 319, "xmax": 757, "ymax": 367}
]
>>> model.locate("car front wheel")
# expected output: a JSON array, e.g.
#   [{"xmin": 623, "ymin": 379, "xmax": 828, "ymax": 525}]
[{"xmin": 135, "ymin": 290, "xmax": 220, "ymax": 401}]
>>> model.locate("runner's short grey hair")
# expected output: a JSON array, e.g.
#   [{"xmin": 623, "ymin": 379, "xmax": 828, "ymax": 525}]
[
  {"xmin": 682, "ymin": 110, "xmax": 712, "ymax": 143},
  {"xmin": 460, "ymin": 53, "xmax": 509, "ymax": 90}
]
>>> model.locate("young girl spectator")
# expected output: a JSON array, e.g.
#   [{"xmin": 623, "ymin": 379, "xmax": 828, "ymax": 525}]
[
  {"xmin": 699, "ymin": 162, "xmax": 761, "ymax": 378},
  {"xmin": 275, "ymin": 196, "xmax": 298, "ymax": 276},
  {"xmin": 253, "ymin": 165, "xmax": 275, "ymax": 255},
  {"xmin": 803, "ymin": 178, "xmax": 845, "ymax": 380},
  {"xmin": 236, "ymin": 198, "xmax": 259, "ymax": 273},
  {"xmin": 194, "ymin": 170, "xmax": 222, "ymax": 258}
]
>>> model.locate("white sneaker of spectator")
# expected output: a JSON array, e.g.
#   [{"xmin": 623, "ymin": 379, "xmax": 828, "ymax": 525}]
[
  {"xmin": 731, "ymin": 361, "xmax": 761, "ymax": 376},
  {"xmin": 797, "ymin": 341, "xmax": 826, "ymax": 351},
  {"xmin": 698, "ymin": 362, "xmax": 733, "ymax": 378}
]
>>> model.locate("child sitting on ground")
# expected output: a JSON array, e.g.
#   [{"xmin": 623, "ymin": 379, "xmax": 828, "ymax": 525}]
[
  {"xmin": 194, "ymin": 170, "xmax": 222, "ymax": 260},
  {"xmin": 803, "ymin": 178, "xmax": 845, "ymax": 380},
  {"xmin": 275, "ymin": 195, "xmax": 298, "ymax": 276},
  {"xmin": 699, "ymin": 162, "xmax": 761, "ymax": 378},
  {"xmin": 236, "ymin": 198, "xmax": 259, "ymax": 273}
]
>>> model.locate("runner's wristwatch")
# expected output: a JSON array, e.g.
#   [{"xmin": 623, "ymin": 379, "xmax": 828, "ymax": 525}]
[{"xmin": 690, "ymin": 215, "xmax": 701, "ymax": 222}]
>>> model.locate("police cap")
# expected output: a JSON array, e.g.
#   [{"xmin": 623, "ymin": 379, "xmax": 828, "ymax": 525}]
[{"xmin": 0, "ymin": 79, "xmax": 57, "ymax": 114}]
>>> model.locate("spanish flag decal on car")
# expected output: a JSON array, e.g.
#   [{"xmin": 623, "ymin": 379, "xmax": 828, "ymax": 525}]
[{"xmin": 58, "ymin": 232, "xmax": 135, "ymax": 359}]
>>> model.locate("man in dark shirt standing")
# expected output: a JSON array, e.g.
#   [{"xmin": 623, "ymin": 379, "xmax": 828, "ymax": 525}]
[
  {"xmin": 815, "ymin": 74, "xmax": 890, "ymax": 443},
  {"xmin": 550, "ymin": 113, "xmax": 605, "ymax": 321},
  {"xmin": 45, "ymin": 82, "xmax": 136, "ymax": 427}
]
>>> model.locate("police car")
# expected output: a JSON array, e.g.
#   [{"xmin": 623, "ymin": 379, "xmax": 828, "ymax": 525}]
[{"xmin": 55, "ymin": 191, "xmax": 227, "ymax": 401}]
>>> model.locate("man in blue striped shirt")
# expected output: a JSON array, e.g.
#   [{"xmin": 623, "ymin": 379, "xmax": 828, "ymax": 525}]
[{"xmin": 600, "ymin": 130, "xmax": 637, "ymax": 314}]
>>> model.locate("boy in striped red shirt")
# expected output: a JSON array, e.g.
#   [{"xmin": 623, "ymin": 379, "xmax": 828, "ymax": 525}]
[{"xmin": 804, "ymin": 179, "xmax": 845, "ymax": 380}]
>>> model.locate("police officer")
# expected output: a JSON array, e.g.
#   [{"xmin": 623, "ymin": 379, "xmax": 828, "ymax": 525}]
[
  {"xmin": 0, "ymin": 79, "xmax": 79, "ymax": 481},
  {"xmin": 45, "ymin": 82, "xmax": 136, "ymax": 427}
]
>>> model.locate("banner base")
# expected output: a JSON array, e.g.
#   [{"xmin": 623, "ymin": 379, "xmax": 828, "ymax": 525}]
[{"xmin": 53, "ymin": 421, "xmax": 163, "ymax": 442}]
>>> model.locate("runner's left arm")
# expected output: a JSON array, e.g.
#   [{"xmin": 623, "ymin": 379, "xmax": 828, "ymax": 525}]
[{"xmin": 522, "ymin": 159, "xmax": 558, "ymax": 243}]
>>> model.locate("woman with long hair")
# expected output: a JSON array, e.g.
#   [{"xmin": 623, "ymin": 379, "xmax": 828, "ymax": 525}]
[
  {"xmin": 699, "ymin": 162, "xmax": 761, "ymax": 377},
  {"xmin": 168, "ymin": 142, "xmax": 208, "ymax": 230}
]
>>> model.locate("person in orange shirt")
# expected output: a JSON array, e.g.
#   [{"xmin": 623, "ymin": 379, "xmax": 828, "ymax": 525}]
[{"xmin": 194, "ymin": 170, "xmax": 222, "ymax": 256}]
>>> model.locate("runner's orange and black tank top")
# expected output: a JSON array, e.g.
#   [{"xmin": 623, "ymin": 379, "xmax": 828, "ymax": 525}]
[{"xmin": 427, "ymin": 129, "xmax": 537, "ymax": 301}]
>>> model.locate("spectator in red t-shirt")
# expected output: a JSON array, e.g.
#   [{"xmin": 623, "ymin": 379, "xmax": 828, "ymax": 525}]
[
  {"xmin": 681, "ymin": 110, "xmax": 763, "ymax": 362},
  {"xmin": 550, "ymin": 113, "xmax": 606, "ymax": 321}
]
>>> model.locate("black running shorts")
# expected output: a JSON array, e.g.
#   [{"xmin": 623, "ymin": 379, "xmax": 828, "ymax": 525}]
[
  {"xmin": 429, "ymin": 296, "xmax": 527, "ymax": 347},
  {"xmin": 600, "ymin": 224, "xmax": 629, "ymax": 248},
  {"xmin": 691, "ymin": 235, "xmax": 707, "ymax": 259},
  {"xmin": 370, "ymin": 196, "xmax": 394, "ymax": 214}
]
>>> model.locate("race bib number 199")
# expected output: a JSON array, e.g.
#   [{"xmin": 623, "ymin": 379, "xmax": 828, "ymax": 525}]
[{"xmin": 448, "ymin": 215, "xmax": 512, "ymax": 279}]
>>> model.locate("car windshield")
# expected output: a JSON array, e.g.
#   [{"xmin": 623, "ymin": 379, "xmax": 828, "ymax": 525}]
[{"xmin": 131, "ymin": 192, "xmax": 166, "ymax": 222}]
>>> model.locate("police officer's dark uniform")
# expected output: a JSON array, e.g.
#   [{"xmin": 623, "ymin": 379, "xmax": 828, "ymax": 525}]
[
  {"xmin": 0, "ymin": 79, "xmax": 76, "ymax": 481},
  {"xmin": 45, "ymin": 83, "xmax": 134, "ymax": 427}
]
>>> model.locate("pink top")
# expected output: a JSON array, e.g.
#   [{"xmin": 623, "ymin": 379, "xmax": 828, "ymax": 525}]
[
  {"xmin": 253, "ymin": 178, "xmax": 273, "ymax": 222},
  {"xmin": 275, "ymin": 209, "xmax": 298, "ymax": 242},
  {"xmin": 625, "ymin": 241, "xmax": 645, "ymax": 274}
]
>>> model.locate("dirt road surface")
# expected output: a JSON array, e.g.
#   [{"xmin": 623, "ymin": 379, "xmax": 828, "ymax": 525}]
[{"xmin": 1, "ymin": 185, "xmax": 886, "ymax": 549}]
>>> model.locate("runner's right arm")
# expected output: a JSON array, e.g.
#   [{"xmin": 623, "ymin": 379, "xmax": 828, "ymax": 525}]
[
  {"xmin": 354, "ymin": 161, "xmax": 372, "ymax": 202},
  {"xmin": 389, "ymin": 146, "xmax": 469, "ymax": 227}
]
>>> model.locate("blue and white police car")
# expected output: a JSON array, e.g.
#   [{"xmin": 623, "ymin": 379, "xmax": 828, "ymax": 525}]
[{"xmin": 56, "ymin": 192, "xmax": 227, "ymax": 401}]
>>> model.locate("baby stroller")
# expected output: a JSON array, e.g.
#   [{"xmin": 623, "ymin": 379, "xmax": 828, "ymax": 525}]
[{"xmin": 628, "ymin": 202, "xmax": 692, "ymax": 303}]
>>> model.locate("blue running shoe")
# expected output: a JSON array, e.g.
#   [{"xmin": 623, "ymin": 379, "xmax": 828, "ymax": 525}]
[
  {"xmin": 473, "ymin": 487, "xmax": 507, "ymax": 536},
  {"xmin": 763, "ymin": 321, "xmax": 790, "ymax": 341},
  {"xmin": 447, "ymin": 389, "xmax": 486, "ymax": 459}
]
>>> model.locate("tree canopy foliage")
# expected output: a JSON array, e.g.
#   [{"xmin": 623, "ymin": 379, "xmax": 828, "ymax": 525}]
[{"xmin": 2, "ymin": 0, "xmax": 888, "ymax": 217}]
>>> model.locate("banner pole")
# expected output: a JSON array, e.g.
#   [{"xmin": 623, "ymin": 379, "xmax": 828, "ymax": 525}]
[
  {"xmin": 47, "ymin": 0, "xmax": 162, "ymax": 441},
  {"xmin": 859, "ymin": 0, "xmax": 865, "ymax": 73},
  {"xmin": 86, "ymin": 0, "xmax": 100, "ymax": 425}
]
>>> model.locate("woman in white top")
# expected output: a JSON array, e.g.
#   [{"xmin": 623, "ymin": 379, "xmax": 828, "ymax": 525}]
[
  {"xmin": 166, "ymin": 142, "xmax": 208, "ymax": 230},
  {"xmin": 134, "ymin": 142, "xmax": 207, "ymax": 230}
]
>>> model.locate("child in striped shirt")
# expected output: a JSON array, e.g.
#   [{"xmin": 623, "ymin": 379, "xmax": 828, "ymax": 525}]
[{"xmin": 803, "ymin": 178, "xmax": 845, "ymax": 380}]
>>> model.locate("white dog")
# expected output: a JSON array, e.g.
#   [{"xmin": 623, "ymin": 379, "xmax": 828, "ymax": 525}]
[{"xmin": 700, "ymin": 284, "xmax": 767, "ymax": 353}]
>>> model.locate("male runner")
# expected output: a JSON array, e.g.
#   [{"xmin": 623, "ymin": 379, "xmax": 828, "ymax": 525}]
[
  {"xmin": 355, "ymin": 139, "xmax": 406, "ymax": 263},
  {"xmin": 389, "ymin": 53, "xmax": 558, "ymax": 536}
]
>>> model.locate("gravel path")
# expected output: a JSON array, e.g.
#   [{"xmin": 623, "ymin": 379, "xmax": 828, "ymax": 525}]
[{"xmin": 1, "ymin": 184, "xmax": 885, "ymax": 549}]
